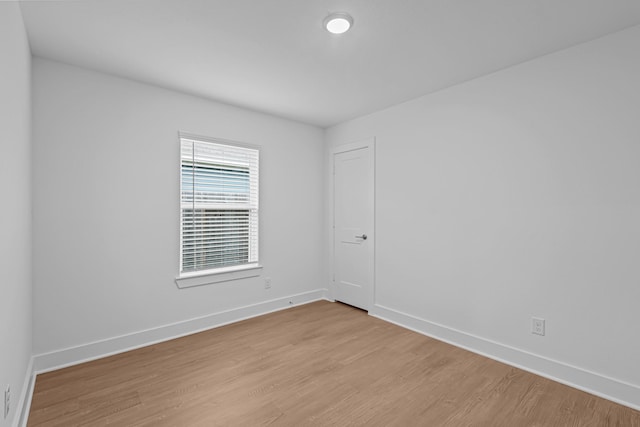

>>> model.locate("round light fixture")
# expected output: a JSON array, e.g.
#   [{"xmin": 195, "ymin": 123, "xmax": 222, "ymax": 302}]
[{"xmin": 324, "ymin": 12, "xmax": 353, "ymax": 34}]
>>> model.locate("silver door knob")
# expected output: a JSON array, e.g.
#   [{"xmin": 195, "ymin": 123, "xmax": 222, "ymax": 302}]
[{"xmin": 355, "ymin": 234, "xmax": 367, "ymax": 240}]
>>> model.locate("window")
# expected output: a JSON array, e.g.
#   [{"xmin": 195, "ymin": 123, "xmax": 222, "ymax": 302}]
[{"xmin": 179, "ymin": 135, "xmax": 259, "ymax": 282}]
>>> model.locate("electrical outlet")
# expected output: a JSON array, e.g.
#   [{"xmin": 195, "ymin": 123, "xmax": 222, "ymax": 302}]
[
  {"xmin": 4, "ymin": 385, "xmax": 9, "ymax": 419},
  {"xmin": 264, "ymin": 277, "xmax": 271, "ymax": 289},
  {"xmin": 532, "ymin": 317, "xmax": 545, "ymax": 336}
]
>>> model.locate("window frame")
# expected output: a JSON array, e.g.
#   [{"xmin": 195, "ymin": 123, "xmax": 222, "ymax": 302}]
[{"xmin": 175, "ymin": 132, "xmax": 262, "ymax": 288}]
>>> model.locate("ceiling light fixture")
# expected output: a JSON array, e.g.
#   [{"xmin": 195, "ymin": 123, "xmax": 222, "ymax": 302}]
[{"xmin": 324, "ymin": 12, "xmax": 353, "ymax": 34}]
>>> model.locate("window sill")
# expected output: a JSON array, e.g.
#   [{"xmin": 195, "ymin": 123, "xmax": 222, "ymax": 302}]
[{"xmin": 175, "ymin": 264, "xmax": 263, "ymax": 289}]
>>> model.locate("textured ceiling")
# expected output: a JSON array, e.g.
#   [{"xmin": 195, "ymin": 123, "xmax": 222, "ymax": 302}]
[{"xmin": 19, "ymin": 0, "xmax": 640, "ymax": 127}]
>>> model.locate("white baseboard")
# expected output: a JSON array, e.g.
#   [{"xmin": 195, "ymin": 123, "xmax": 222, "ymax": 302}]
[
  {"xmin": 33, "ymin": 289, "xmax": 329, "ymax": 375},
  {"xmin": 370, "ymin": 303, "xmax": 640, "ymax": 411},
  {"xmin": 12, "ymin": 356, "xmax": 34, "ymax": 427}
]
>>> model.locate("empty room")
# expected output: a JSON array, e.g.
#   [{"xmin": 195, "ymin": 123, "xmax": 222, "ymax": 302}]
[{"xmin": 2, "ymin": 0, "xmax": 640, "ymax": 425}]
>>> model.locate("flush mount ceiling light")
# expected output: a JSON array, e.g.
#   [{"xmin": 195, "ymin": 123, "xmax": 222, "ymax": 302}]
[{"xmin": 324, "ymin": 12, "xmax": 353, "ymax": 34}]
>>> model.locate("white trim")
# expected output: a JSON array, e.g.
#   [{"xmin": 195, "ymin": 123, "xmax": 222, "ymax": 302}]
[
  {"xmin": 12, "ymin": 356, "xmax": 34, "ymax": 427},
  {"xmin": 178, "ymin": 131, "xmax": 261, "ymax": 151},
  {"xmin": 370, "ymin": 303, "xmax": 640, "ymax": 411},
  {"xmin": 33, "ymin": 289, "xmax": 328, "ymax": 374},
  {"xmin": 330, "ymin": 137, "xmax": 376, "ymax": 311},
  {"xmin": 178, "ymin": 133, "xmax": 260, "ymax": 278},
  {"xmin": 176, "ymin": 264, "xmax": 263, "ymax": 288},
  {"xmin": 330, "ymin": 138, "xmax": 375, "ymax": 156}
]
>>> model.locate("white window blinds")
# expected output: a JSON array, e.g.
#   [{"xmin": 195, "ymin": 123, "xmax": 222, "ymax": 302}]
[{"xmin": 180, "ymin": 136, "xmax": 259, "ymax": 274}]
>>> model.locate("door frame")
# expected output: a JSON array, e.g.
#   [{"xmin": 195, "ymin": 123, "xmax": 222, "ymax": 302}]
[{"xmin": 331, "ymin": 137, "xmax": 376, "ymax": 311}]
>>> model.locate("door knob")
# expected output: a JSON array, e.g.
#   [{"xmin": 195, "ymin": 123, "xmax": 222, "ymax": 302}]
[{"xmin": 355, "ymin": 234, "xmax": 367, "ymax": 240}]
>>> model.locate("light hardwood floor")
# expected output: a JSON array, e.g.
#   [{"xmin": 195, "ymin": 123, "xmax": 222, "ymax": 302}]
[{"xmin": 28, "ymin": 301, "xmax": 640, "ymax": 426}]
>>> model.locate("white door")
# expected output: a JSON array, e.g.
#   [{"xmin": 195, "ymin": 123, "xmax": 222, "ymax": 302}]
[{"xmin": 333, "ymin": 141, "xmax": 374, "ymax": 311}]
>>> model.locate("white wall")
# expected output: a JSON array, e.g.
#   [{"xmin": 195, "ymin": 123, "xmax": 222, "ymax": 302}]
[
  {"xmin": 0, "ymin": 4, "xmax": 32, "ymax": 427},
  {"xmin": 326, "ymin": 25, "xmax": 640, "ymax": 406},
  {"xmin": 32, "ymin": 59, "xmax": 324, "ymax": 359}
]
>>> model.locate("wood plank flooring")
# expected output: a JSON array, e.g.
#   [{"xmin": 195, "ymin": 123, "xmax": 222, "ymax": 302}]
[{"xmin": 28, "ymin": 301, "xmax": 640, "ymax": 426}]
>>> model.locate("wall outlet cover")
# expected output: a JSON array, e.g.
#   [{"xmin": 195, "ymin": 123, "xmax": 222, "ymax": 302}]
[
  {"xmin": 532, "ymin": 317, "xmax": 545, "ymax": 336},
  {"xmin": 4, "ymin": 385, "xmax": 9, "ymax": 419}
]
